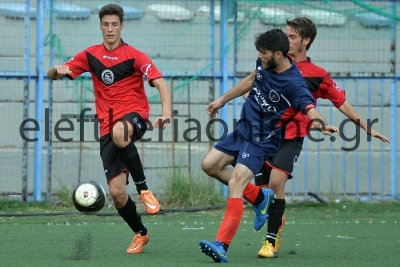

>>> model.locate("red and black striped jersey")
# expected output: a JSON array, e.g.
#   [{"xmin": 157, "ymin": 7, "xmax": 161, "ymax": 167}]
[
  {"xmin": 285, "ymin": 57, "xmax": 346, "ymax": 139},
  {"xmin": 64, "ymin": 41, "xmax": 163, "ymax": 137}
]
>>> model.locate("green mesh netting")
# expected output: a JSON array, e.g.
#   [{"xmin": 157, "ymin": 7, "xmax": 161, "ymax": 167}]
[{"xmin": 44, "ymin": 0, "xmax": 399, "ymax": 107}]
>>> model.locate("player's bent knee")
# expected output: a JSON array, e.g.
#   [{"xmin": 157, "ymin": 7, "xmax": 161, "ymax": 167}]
[
  {"xmin": 109, "ymin": 186, "xmax": 127, "ymax": 203},
  {"xmin": 201, "ymin": 159, "xmax": 224, "ymax": 178},
  {"xmin": 201, "ymin": 157, "xmax": 215, "ymax": 174},
  {"xmin": 111, "ymin": 121, "xmax": 132, "ymax": 147},
  {"xmin": 112, "ymin": 132, "xmax": 128, "ymax": 147}
]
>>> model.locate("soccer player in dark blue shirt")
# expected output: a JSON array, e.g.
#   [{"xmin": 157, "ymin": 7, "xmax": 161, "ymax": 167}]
[
  {"xmin": 199, "ymin": 29, "xmax": 340, "ymax": 263},
  {"xmin": 254, "ymin": 17, "xmax": 389, "ymax": 259}
]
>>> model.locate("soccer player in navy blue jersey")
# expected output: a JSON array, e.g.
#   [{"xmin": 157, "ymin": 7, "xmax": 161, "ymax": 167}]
[
  {"xmin": 199, "ymin": 29, "xmax": 340, "ymax": 263},
  {"xmin": 253, "ymin": 17, "xmax": 390, "ymax": 259}
]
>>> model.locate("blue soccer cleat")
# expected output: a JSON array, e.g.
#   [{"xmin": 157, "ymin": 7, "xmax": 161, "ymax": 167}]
[
  {"xmin": 253, "ymin": 188, "xmax": 275, "ymax": 231},
  {"xmin": 199, "ymin": 240, "xmax": 228, "ymax": 263}
]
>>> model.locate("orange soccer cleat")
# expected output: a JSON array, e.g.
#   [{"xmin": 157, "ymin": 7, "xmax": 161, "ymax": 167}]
[
  {"xmin": 126, "ymin": 233, "xmax": 149, "ymax": 254},
  {"xmin": 139, "ymin": 190, "xmax": 160, "ymax": 214}
]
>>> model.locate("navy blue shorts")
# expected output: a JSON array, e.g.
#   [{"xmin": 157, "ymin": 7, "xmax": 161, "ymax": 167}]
[{"xmin": 214, "ymin": 130, "xmax": 282, "ymax": 175}]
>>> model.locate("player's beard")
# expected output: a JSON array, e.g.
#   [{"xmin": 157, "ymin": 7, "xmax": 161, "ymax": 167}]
[{"xmin": 264, "ymin": 55, "xmax": 278, "ymax": 70}]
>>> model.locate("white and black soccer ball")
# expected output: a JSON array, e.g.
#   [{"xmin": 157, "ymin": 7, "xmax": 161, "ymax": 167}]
[{"xmin": 72, "ymin": 181, "xmax": 106, "ymax": 214}]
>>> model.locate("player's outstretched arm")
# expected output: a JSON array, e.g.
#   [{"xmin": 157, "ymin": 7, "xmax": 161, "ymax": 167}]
[
  {"xmin": 47, "ymin": 65, "xmax": 72, "ymax": 80},
  {"xmin": 207, "ymin": 72, "xmax": 255, "ymax": 117},
  {"xmin": 152, "ymin": 78, "xmax": 172, "ymax": 130},
  {"xmin": 306, "ymin": 108, "xmax": 341, "ymax": 136},
  {"xmin": 338, "ymin": 101, "xmax": 390, "ymax": 143},
  {"xmin": 224, "ymin": 71, "xmax": 255, "ymax": 101},
  {"xmin": 222, "ymin": 71, "xmax": 255, "ymax": 103}
]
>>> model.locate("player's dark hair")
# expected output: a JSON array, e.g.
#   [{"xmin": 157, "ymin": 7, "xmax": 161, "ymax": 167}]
[
  {"xmin": 254, "ymin": 29, "xmax": 289, "ymax": 57},
  {"xmin": 286, "ymin": 17, "xmax": 317, "ymax": 50},
  {"xmin": 99, "ymin": 4, "xmax": 124, "ymax": 23}
]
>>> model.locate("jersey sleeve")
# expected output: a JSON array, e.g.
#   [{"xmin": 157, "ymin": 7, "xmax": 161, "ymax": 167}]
[
  {"xmin": 317, "ymin": 72, "xmax": 346, "ymax": 108},
  {"xmin": 292, "ymin": 85, "xmax": 316, "ymax": 114},
  {"xmin": 63, "ymin": 50, "xmax": 90, "ymax": 80},
  {"xmin": 134, "ymin": 51, "xmax": 163, "ymax": 87}
]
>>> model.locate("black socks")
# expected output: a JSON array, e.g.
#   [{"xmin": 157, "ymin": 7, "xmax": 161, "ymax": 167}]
[
  {"xmin": 266, "ymin": 199, "xmax": 285, "ymax": 246},
  {"xmin": 119, "ymin": 142, "xmax": 148, "ymax": 193},
  {"xmin": 222, "ymin": 243, "xmax": 229, "ymax": 252},
  {"xmin": 254, "ymin": 188, "xmax": 265, "ymax": 207},
  {"xmin": 117, "ymin": 196, "xmax": 147, "ymax": 235}
]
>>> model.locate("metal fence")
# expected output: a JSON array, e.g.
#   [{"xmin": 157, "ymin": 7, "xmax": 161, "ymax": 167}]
[{"xmin": 0, "ymin": 0, "xmax": 398, "ymax": 202}]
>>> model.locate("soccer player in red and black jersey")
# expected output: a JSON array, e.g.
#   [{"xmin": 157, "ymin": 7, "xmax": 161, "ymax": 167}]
[
  {"xmin": 47, "ymin": 4, "xmax": 171, "ymax": 254},
  {"xmin": 254, "ymin": 17, "xmax": 390, "ymax": 258}
]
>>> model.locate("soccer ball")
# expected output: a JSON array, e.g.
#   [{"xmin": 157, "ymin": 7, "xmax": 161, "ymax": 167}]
[{"xmin": 72, "ymin": 181, "xmax": 106, "ymax": 214}]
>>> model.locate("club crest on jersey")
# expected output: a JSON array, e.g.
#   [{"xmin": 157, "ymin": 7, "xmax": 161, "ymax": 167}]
[
  {"xmin": 269, "ymin": 90, "xmax": 280, "ymax": 102},
  {"xmin": 256, "ymin": 72, "xmax": 262, "ymax": 80},
  {"xmin": 101, "ymin": 69, "xmax": 114, "ymax": 85}
]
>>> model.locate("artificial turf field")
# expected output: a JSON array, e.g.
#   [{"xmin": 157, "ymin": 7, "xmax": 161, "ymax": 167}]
[{"xmin": 0, "ymin": 201, "xmax": 399, "ymax": 267}]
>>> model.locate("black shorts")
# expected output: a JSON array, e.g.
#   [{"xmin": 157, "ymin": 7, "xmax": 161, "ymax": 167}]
[
  {"xmin": 99, "ymin": 112, "xmax": 148, "ymax": 183},
  {"xmin": 254, "ymin": 138, "xmax": 304, "ymax": 186}
]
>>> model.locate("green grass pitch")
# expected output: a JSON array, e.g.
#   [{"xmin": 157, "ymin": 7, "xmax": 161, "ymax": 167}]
[{"xmin": 0, "ymin": 201, "xmax": 399, "ymax": 267}]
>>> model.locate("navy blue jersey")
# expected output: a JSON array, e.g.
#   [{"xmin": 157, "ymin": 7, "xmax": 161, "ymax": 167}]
[{"xmin": 237, "ymin": 58, "xmax": 315, "ymax": 147}]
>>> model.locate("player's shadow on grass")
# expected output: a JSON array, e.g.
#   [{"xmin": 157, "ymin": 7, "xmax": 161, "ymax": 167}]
[{"xmin": 60, "ymin": 231, "xmax": 93, "ymax": 260}]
